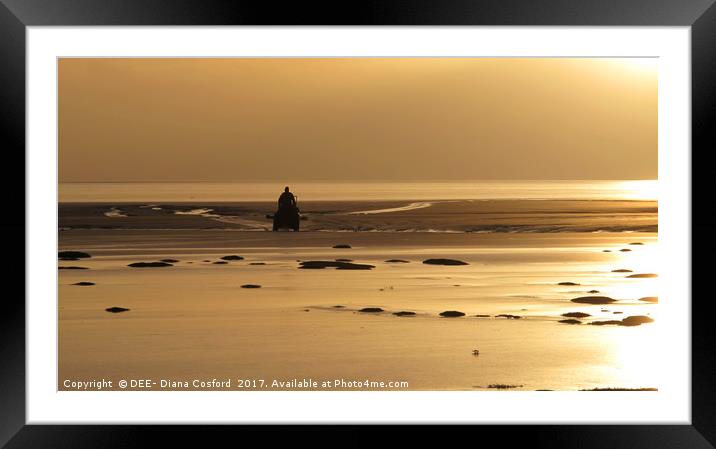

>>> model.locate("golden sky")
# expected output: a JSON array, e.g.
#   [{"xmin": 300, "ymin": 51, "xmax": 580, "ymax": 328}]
[{"xmin": 59, "ymin": 58, "xmax": 657, "ymax": 182}]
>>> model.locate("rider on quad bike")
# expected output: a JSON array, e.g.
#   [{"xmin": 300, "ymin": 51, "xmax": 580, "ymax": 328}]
[{"xmin": 273, "ymin": 186, "xmax": 300, "ymax": 231}]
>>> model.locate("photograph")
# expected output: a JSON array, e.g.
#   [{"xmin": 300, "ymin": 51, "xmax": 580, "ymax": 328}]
[
  {"xmin": 57, "ymin": 56, "xmax": 660, "ymax": 392},
  {"xmin": 1, "ymin": 0, "xmax": 710, "ymax": 441}
]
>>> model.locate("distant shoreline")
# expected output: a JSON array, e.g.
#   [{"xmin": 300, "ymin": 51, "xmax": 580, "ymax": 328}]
[{"xmin": 59, "ymin": 199, "xmax": 657, "ymax": 234}]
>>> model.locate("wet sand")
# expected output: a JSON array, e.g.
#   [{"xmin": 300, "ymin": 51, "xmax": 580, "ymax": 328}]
[
  {"xmin": 59, "ymin": 199, "xmax": 657, "ymax": 233},
  {"xmin": 59, "ymin": 230, "xmax": 658, "ymax": 391}
]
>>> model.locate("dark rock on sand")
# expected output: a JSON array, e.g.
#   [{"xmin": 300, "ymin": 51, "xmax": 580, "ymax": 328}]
[
  {"xmin": 558, "ymin": 319, "xmax": 582, "ymax": 325},
  {"xmin": 602, "ymin": 250, "xmax": 612, "ymax": 252},
  {"xmin": 639, "ymin": 296, "xmax": 658, "ymax": 303},
  {"xmin": 241, "ymin": 284, "xmax": 261, "ymax": 289},
  {"xmin": 423, "ymin": 258, "xmax": 469, "ymax": 266},
  {"xmin": 619, "ymin": 249, "xmax": 632, "ymax": 252},
  {"xmin": 59, "ymin": 251, "xmax": 91, "ymax": 259},
  {"xmin": 496, "ymin": 314, "xmax": 522, "ymax": 319},
  {"xmin": 221, "ymin": 255, "xmax": 244, "ymax": 261},
  {"xmin": 393, "ymin": 311, "xmax": 416, "ymax": 316},
  {"xmin": 571, "ymin": 296, "xmax": 617, "ymax": 305},
  {"xmin": 160, "ymin": 259, "xmax": 180, "ymax": 263},
  {"xmin": 590, "ymin": 315, "xmax": 654, "ymax": 327},
  {"xmin": 558, "ymin": 282, "xmax": 580, "ymax": 286},
  {"xmin": 440, "ymin": 310, "xmax": 466, "ymax": 317},
  {"xmin": 249, "ymin": 262, "xmax": 266, "ymax": 265},
  {"xmin": 213, "ymin": 261, "xmax": 228, "ymax": 265},
  {"xmin": 589, "ymin": 320, "xmax": 623, "ymax": 326},
  {"xmin": 73, "ymin": 282, "xmax": 95, "ymax": 286},
  {"xmin": 59, "ymin": 266, "xmax": 89, "ymax": 270},
  {"xmin": 335, "ymin": 258, "xmax": 353, "ymax": 262},
  {"xmin": 127, "ymin": 262, "xmax": 172, "ymax": 268},
  {"xmin": 562, "ymin": 312, "xmax": 591, "ymax": 318},
  {"xmin": 626, "ymin": 273, "xmax": 657, "ymax": 278},
  {"xmin": 359, "ymin": 307, "xmax": 384, "ymax": 313},
  {"xmin": 487, "ymin": 384, "xmax": 522, "ymax": 389},
  {"xmin": 385, "ymin": 259, "xmax": 410, "ymax": 263},
  {"xmin": 620, "ymin": 315, "xmax": 654, "ymax": 326},
  {"xmin": 474, "ymin": 314, "xmax": 491, "ymax": 318},
  {"xmin": 333, "ymin": 305, "xmax": 345, "ymax": 308},
  {"xmin": 299, "ymin": 261, "xmax": 375, "ymax": 270},
  {"xmin": 332, "ymin": 244, "xmax": 352, "ymax": 249},
  {"xmin": 629, "ymin": 242, "xmax": 644, "ymax": 245},
  {"xmin": 587, "ymin": 290, "xmax": 600, "ymax": 294},
  {"xmin": 613, "ymin": 311, "xmax": 623, "ymax": 314},
  {"xmin": 612, "ymin": 269, "xmax": 633, "ymax": 273},
  {"xmin": 105, "ymin": 307, "xmax": 129, "ymax": 313}
]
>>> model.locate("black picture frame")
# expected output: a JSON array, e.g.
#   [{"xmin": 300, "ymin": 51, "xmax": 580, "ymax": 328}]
[{"xmin": 2, "ymin": 1, "xmax": 714, "ymax": 447}]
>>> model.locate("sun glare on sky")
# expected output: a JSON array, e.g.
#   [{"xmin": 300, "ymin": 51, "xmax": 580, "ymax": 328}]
[
  {"xmin": 618, "ymin": 180, "xmax": 658, "ymax": 201},
  {"xmin": 612, "ymin": 57, "xmax": 658, "ymax": 74},
  {"xmin": 59, "ymin": 58, "xmax": 657, "ymax": 183}
]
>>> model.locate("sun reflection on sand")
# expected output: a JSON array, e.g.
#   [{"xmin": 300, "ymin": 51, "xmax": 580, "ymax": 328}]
[
  {"xmin": 606, "ymin": 322, "xmax": 659, "ymax": 388},
  {"xmin": 595, "ymin": 243, "xmax": 658, "ymax": 302}
]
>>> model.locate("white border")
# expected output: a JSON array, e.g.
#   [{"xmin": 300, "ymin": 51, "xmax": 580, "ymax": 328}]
[{"xmin": 27, "ymin": 26, "xmax": 691, "ymax": 424}]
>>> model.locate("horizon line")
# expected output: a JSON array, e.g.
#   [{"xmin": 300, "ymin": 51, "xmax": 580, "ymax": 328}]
[{"xmin": 59, "ymin": 178, "xmax": 659, "ymax": 184}]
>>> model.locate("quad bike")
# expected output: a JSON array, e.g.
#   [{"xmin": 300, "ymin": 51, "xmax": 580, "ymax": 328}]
[{"xmin": 269, "ymin": 198, "xmax": 300, "ymax": 231}]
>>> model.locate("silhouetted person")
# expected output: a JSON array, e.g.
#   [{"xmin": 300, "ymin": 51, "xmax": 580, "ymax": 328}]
[{"xmin": 278, "ymin": 186, "xmax": 296, "ymax": 210}]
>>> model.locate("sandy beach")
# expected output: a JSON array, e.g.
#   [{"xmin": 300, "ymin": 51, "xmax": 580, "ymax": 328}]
[
  {"xmin": 58, "ymin": 196, "xmax": 658, "ymax": 391},
  {"xmin": 55, "ymin": 57, "xmax": 660, "ymax": 396}
]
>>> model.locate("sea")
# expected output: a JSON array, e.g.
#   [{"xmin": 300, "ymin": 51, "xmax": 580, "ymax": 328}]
[{"xmin": 59, "ymin": 180, "xmax": 657, "ymax": 203}]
